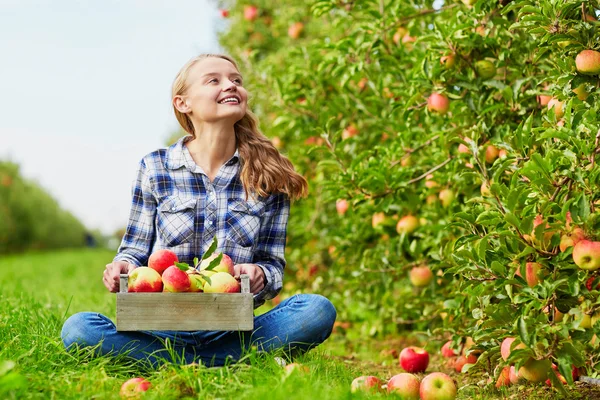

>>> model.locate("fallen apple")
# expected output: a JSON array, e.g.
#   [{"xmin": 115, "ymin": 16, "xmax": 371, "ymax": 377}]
[
  {"xmin": 350, "ymin": 375, "xmax": 384, "ymax": 393},
  {"xmin": 387, "ymin": 373, "xmax": 420, "ymax": 399},
  {"xmin": 420, "ymin": 372, "xmax": 457, "ymax": 400},
  {"xmin": 399, "ymin": 346, "xmax": 429, "ymax": 373},
  {"xmin": 120, "ymin": 377, "xmax": 151, "ymax": 398}
]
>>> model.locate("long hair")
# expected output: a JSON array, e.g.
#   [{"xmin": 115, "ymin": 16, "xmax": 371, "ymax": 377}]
[{"xmin": 172, "ymin": 54, "xmax": 308, "ymax": 202}]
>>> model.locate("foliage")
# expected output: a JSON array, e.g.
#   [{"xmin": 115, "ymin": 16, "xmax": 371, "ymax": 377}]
[{"xmin": 217, "ymin": 0, "xmax": 600, "ymax": 391}]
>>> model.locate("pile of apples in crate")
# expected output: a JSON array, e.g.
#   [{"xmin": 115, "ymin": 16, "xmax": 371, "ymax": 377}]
[{"xmin": 128, "ymin": 248, "xmax": 240, "ymax": 293}]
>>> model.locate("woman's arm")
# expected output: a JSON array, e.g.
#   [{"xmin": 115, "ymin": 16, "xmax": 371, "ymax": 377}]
[
  {"xmin": 113, "ymin": 158, "xmax": 157, "ymax": 267},
  {"xmin": 251, "ymin": 192, "xmax": 290, "ymax": 307}
]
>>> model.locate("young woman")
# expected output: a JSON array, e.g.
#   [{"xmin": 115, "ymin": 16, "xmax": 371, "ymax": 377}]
[{"xmin": 60, "ymin": 54, "xmax": 337, "ymax": 367}]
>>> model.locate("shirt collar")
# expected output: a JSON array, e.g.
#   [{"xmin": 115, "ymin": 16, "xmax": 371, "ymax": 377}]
[{"xmin": 166, "ymin": 135, "xmax": 240, "ymax": 170}]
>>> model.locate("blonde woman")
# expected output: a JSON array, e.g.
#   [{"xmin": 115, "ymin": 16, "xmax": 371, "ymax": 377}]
[{"xmin": 61, "ymin": 54, "xmax": 337, "ymax": 367}]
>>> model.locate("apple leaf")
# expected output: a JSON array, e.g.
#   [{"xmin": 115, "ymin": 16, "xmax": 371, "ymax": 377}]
[
  {"xmin": 204, "ymin": 253, "xmax": 223, "ymax": 272},
  {"xmin": 174, "ymin": 262, "xmax": 190, "ymax": 272},
  {"xmin": 193, "ymin": 257, "xmax": 199, "ymax": 269},
  {"xmin": 202, "ymin": 236, "xmax": 219, "ymax": 261}
]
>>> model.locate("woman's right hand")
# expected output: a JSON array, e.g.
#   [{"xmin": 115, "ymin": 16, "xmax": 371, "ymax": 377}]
[{"xmin": 103, "ymin": 261, "xmax": 136, "ymax": 293}]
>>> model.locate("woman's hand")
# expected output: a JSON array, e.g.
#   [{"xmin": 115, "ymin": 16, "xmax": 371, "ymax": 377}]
[
  {"xmin": 103, "ymin": 261, "xmax": 137, "ymax": 293},
  {"xmin": 233, "ymin": 264, "xmax": 265, "ymax": 294}
]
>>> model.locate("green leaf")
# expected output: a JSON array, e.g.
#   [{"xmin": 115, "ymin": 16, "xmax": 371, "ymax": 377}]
[
  {"xmin": 202, "ymin": 236, "xmax": 219, "ymax": 260},
  {"xmin": 204, "ymin": 253, "xmax": 223, "ymax": 272},
  {"xmin": 174, "ymin": 262, "xmax": 190, "ymax": 272},
  {"xmin": 518, "ymin": 316, "xmax": 531, "ymax": 346}
]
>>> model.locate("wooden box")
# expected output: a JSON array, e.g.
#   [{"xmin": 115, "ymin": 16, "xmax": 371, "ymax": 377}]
[{"xmin": 116, "ymin": 274, "xmax": 254, "ymax": 331}]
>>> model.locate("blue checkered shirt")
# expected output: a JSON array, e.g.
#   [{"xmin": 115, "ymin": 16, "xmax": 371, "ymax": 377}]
[{"xmin": 114, "ymin": 135, "xmax": 290, "ymax": 308}]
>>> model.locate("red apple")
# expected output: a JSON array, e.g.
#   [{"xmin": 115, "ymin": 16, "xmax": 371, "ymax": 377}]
[
  {"xmin": 387, "ymin": 373, "xmax": 420, "ymax": 399},
  {"xmin": 120, "ymin": 377, "xmax": 151, "ymax": 398},
  {"xmin": 396, "ymin": 215, "xmax": 419, "ymax": 234},
  {"xmin": 427, "ymin": 93, "xmax": 449, "ymax": 114},
  {"xmin": 441, "ymin": 341, "xmax": 458, "ymax": 358},
  {"xmin": 162, "ymin": 265, "xmax": 191, "ymax": 292},
  {"xmin": 576, "ymin": 50, "xmax": 600, "ymax": 75},
  {"xmin": 350, "ymin": 376, "xmax": 384, "ymax": 393},
  {"xmin": 288, "ymin": 22, "xmax": 304, "ymax": 39},
  {"xmin": 496, "ymin": 366, "xmax": 511, "ymax": 388},
  {"xmin": 500, "ymin": 337, "xmax": 525, "ymax": 361},
  {"xmin": 409, "ymin": 266, "xmax": 433, "ymax": 287},
  {"xmin": 485, "ymin": 144, "xmax": 499, "ymax": 164},
  {"xmin": 219, "ymin": 9, "xmax": 229, "ymax": 18},
  {"xmin": 586, "ymin": 276, "xmax": 600, "ymax": 291},
  {"xmin": 560, "ymin": 227, "xmax": 586, "ymax": 252},
  {"xmin": 336, "ymin": 199, "xmax": 349, "ymax": 216},
  {"xmin": 203, "ymin": 272, "xmax": 240, "ymax": 293},
  {"xmin": 148, "ymin": 249, "xmax": 178, "ymax": 275},
  {"xmin": 519, "ymin": 358, "xmax": 550, "ymax": 383},
  {"xmin": 547, "ymin": 98, "xmax": 564, "ymax": 118},
  {"xmin": 199, "ymin": 253, "xmax": 235, "ymax": 275},
  {"xmin": 243, "ymin": 5, "xmax": 258, "ymax": 21},
  {"xmin": 342, "ymin": 124, "xmax": 359, "ymax": 140},
  {"xmin": 454, "ymin": 354, "xmax": 477, "ymax": 373},
  {"xmin": 399, "ymin": 347, "xmax": 429, "ymax": 373},
  {"xmin": 573, "ymin": 240, "xmax": 600, "ymax": 270},
  {"xmin": 128, "ymin": 267, "xmax": 163, "ymax": 293},
  {"xmin": 457, "ymin": 143, "xmax": 470, "ymax": 154},
  {"xmin": 509, "ymin": 365, "xmax": 521, "ymax": 384},
  {"xmin": 538, "ymin": 94, "xmax": 552, "ymax": 106},
  {"xmin": 525, "ymin": 262, "xmax": 544, "ymax": 287},
  {"xmin": 420, "ymin": 372, "xmax": 457, "ymax": 400}
]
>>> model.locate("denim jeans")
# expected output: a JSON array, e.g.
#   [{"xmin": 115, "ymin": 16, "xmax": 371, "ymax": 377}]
[{"xmin": 61, "ymin": 294, "xmax": 336, "ymax": 367}]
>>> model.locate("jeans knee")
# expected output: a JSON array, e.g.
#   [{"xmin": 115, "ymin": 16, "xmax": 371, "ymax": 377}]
[
  {"xmin": 307, "ymin": 294, "xmax": 337, "ymax": 338},
  {"xmin": 61, "ymin": 312, "xmax": 100, "ymax": 350}
]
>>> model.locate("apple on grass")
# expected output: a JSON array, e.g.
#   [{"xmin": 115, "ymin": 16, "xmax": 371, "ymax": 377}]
[
  {"xmin": 283, "ymin": 362, "xmax": 309, "ymax": 377},
  {"xmin": 148, "ymin": 249, "xmax": 178, "ymax": 275},
  {"xmin": 387, "ymin": 373, "xmax": 420, "ymax": 399},
  {"xmin": 454, "ymin": 354, "xmax": 477, "ymax": 373},
  {"xmin": 399, "ymin": 346, "xmax": 429, "ymax": 373},
  {"xmin": 120, "ymin": 377, "xmax": 151, "ymax": 398},
  {"xmin": 441, "ymin": 341, "xmax": 457, "ymax": 358},
  {"xmin": 350, "ymin": 376, "xmax": 384, "ymax": 393},
  {"xmin": 573, "ymin": 240, "xmax": 600, "ymax": 270},
  {"xmin": 496, "ymin": 366, "xmax": 511, "ymax": 388},
  {"xmin": 128, "ymin": 267, "xmax": 163, "ymax": 292},
  {"xmin": 420, "ymin": 372, "xmax": 457, "ymax": 400}
]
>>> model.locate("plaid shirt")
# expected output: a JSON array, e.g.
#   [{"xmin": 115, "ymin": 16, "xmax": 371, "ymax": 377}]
[{"xmin": 114, "ymin": 135, "xmax": 290, "ymax": 308}]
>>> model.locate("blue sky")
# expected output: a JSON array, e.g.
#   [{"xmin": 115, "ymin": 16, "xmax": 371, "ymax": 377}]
[{"xmin": 0, "ymin": 0, "xmax": 225, "ymax": 235}]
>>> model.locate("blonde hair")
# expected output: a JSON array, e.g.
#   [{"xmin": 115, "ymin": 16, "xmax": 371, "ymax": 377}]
[{"xmin": 172, "ymin": 54, "xmax": 308, "ymax": 202}]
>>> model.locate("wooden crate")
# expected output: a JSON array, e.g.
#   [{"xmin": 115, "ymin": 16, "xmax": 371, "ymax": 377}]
[{"xmin": 116, "ymin": 273, "xmax": 254, "ymax": 331}]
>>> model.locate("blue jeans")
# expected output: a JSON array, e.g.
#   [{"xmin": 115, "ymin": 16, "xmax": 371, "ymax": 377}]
[{"xmin": 61, "ymin": 294, "xmax": 336, "ymax": 367}]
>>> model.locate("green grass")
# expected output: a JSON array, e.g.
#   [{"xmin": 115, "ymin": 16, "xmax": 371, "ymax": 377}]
[{"xmin": 0, "ymin": 249, "xmax": 597, "ymax": 399}]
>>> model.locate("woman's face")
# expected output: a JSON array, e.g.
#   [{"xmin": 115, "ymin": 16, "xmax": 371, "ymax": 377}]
[{"xmin": 179, "ymin": 57, "xmax": 248, "ymax": 124}]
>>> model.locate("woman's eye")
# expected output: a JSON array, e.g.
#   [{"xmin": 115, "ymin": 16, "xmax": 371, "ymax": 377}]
[
  {"xmin": 209, "ymin": 79, "xmax": 218, "ymax": 83},
  {"xmin": 234, "ymin": 79, "xmax": 242, "ymax": 84}
]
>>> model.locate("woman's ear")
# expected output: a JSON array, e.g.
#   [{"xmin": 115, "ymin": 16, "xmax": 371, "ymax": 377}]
[{"xmin": 173, "ymin": 96, "xmax": 191, "ymax": 113}]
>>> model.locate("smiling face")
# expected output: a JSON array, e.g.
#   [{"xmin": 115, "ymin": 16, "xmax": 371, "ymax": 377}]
[{"xmin": 175, "ymin": 57, "xmax": 248, "ymax": 124}]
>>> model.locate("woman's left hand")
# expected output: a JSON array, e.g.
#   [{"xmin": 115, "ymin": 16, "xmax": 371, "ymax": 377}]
[{"xmin": 233, "ymin": 263, "xmax": 265, "ymax": 294}]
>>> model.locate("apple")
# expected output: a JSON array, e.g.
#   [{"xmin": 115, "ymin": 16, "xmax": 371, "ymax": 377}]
[
  {"xmin": 573, "ymin": 240, "xmax": 600, "ymax": 270},
  {"xmin": 498, "ymin": 149, "xmax": 508, "ymax": 158},
  {"xmin": 525, "ymin": 262, "xmax": 544, "ymax": 287},
  {"xmin": 128, "ymin": 267, "xmax": 163, "ymax": 293},
  {"xmin": 372, "ymin": 212, "xmax": 386, "ymax": 229},
  {"xmin": 350, "ymin": 376, "xmax": 384, "ymax": 393},
  {"xmin": 120, "ymin": 377, "xmax": 151, "ymax": 398},
  {"xmin": 576, "ymin": 50, "xmax": 600, "ymax": 75},
  {"xmin": 500, "ymin": 337, "xmax": 526, "ymax": 361},
  {"xmin": 243, "ymin": 5, "xmax": 259, "ymax": 21},
  {"xmin": 496, "ymin": 366, "xmax": 511, "ymax": 388},
  {"xmin": 454, "ymin": 354, "xmax": 477, "ymax": 373},
  {"xmin": 518, "ymin": 358, "xmax": 550, "ymax": 383},
  {"xmin": 538, "ymin": 93, "xmax": 552, "ymax": 106},
  {"xmin": 586, "ymin": 276, "xmax": 600, "ymax": 291},
  {"xmin": 288, "ymin": 22, "xmax": 304, "ymax": 39},
  {"xmin": 342, "ymin": 124, "xmax": 359, "ymax": 140},
  {"xmin": 547, "ymin": 98, "xmax": 564, "ymax": 118},
  {"xmin": 440, "ymin": 54, "xmax": 456, "ymax": 69},
  {"xmin": 187, "ymin": 270, "xmax": 214, "ymax": 292},
  {"xmin": 219, "ymin": 9, "xmax": 229, "ymax": 18},
  {"xmin": 336, "ymin": 199, "xmax": 349, "ymax": 216},
  {"xmin": 427, "ymin": 93, "xmax": 449, "ymax": 114},
  {"xmin": 409, "ymin": 266, "xmax": 433, "ymax": 287},
  {"xmin": 425, "ymin": 174, "xmax": 438, "ymax": 188},
  {"xmin": 480, "ymin": 181, "xmax": 491, "ymax": 197},
  {"xmin": 438, "ymin": 189, "xmax": 455, "ymax": 208},
  {"xmin": 393, "ymin": 27, "xmax": 408, "ymax": 45},
  {"xmin": 509, "ymin": 366, "xmax": 521, "ymax": 384},
  {"xmin": 475, "ymin": 60, "xmax": 497, "ymax": 79},
  {"xmin": 199, "ymin": 253, "xmax": 235, "ymax": 275},
  {"xmin": 441, "ymin": 341, "xmax": 458, "ymax": 358},
  {"xmin": 420, "ymin": 372, "xmax": 457, "ymax": 400},
  {"xmin": 387, "ymin": 373, "xmax": 420, "ymax": 399},
  {"xmin": 148, "ymin": 249, "xmax": 178, "ymax": 275},
  {"xmin": 484, "ymin": 144, "xmax": 499, "ymax": 164},
  {"xmin": 462, "ymin": 0, "xmax": 476, "ymax": 5},
  {"xmin": 203, "ymin": 272, "xmax": 240, "ymax": 293},
  {"xmin": 396, "ymin": 215, "xmax": 419, "ymax": 234},
  {"xmin": 399, "ymin": 347, "xmax": 429, "ymax": 373},
  {"xmin": 162, "ymin": 265, "xmax": 191, "ymax": 292},
  {"xmin": 573, "ymin": 84, "xmax": 590, "ymax": 101},
  {"xmin": 283, "ymin": 362, "xmax": 309, "ymax": 376},
  {"xmin": 560, "ymin": 227, "xmax": 585, "ymax": 252},
  {"xmin": 457, "ymin": 143, "xmax": 470, "ymax": 154}
]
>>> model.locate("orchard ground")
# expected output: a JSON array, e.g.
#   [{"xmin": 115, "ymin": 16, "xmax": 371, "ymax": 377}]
[{"xmin": 1, "ymin": 249, "xmax": 600, "ymax": 399}]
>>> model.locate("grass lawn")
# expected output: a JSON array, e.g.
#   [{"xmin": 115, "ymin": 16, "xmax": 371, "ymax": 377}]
[{"xmin": 0, "ymin": 248, "xmax": 598, "ymax": 399}]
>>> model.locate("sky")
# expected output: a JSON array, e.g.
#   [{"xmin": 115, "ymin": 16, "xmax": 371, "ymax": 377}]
[{"xmin": 0, "ymin": 0, "xmax": 226, "ymax": 235}]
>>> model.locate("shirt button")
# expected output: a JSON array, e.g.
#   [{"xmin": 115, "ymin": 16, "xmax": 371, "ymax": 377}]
[{"xmin": 207, "ymin": 220, "xmax": 212, "ymax": 226}]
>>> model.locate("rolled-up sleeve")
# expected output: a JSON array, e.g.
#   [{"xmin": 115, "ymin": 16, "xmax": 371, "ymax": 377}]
[
  {"xmin": 253, "ymin": 192, "xmax": 290, "ymax": 307},
  {"xmin": 113, "ymin": 159, "xmax": 157, "ymax": 267}
]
